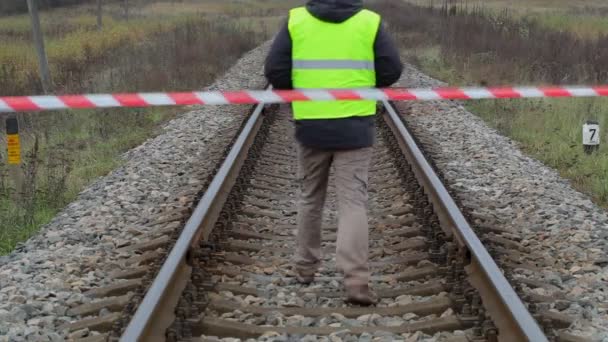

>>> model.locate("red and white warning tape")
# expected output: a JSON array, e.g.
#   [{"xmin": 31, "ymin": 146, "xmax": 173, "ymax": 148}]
[{"xmin": 2, "ymin": 86, "xmax": 608, "ymax": 113}]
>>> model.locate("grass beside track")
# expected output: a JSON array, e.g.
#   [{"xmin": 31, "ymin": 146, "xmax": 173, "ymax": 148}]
[{"xmin": 422, "ymin": 52, "xmax": 608, "ymax": 205}]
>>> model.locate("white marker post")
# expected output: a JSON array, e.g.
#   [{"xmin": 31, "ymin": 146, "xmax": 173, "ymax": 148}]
[{"xmin": 583, "ymin": 120, "xmax": 600, "ymax": 154}]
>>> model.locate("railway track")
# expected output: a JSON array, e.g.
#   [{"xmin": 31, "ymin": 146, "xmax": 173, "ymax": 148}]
[
  {"xmin": 119, "ymin": 98, "xmax": 550, "ymax": 342},
  {"xmin": 66, "ymin": 99, "xmax": 552, "ymax": 341}
]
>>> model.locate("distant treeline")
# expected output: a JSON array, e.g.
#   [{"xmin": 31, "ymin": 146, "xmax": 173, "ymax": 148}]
[{"xmin": 0, "ymin": 0, "xmax": 93, "ymax": 16}]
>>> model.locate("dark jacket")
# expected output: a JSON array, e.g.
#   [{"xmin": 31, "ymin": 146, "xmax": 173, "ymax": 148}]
[{"xmin": 264, "ymin": 0, "xmax": 403, "ymax": 150}]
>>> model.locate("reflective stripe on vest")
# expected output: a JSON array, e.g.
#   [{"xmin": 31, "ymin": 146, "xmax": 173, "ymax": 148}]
[
  {"xmin": 288, "ymin": 7, "xmax": 381, "ymax": 120},
  {"xmin": 293, "ymin": 60, "xmax": 376, "ymax": 70}
]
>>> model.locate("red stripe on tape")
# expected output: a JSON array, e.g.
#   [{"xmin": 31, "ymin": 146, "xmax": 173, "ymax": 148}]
[
  {"xmin": 593, "ymin": 86, "xmax": 608, "ymax": 96},
  {"xmin": 223, "ymin": 91, "xmax": 257, "ymax": 104},
  {"xmin": 168, "ymin": 93, "xmax": 204, "ymax": 106},
  {"xmin": 274, "ymin": 90, "xmax": 310, "ymax": 102},
  {"xmin": 540, "ymin": 87, "xmax": 572, "ymax": 97},
  {"xmin": 58, "ymin": 95, "xmax": 95, "ymax": 109},
  {"xmin": 113, "ymin": 94, "xmax": 148, "ymax": 107},
  {"xmin": 3, "ymin": 97, "xmax": 41, "ymax": 111},
  {"xmin": 488, "ymin": 87, "xmax": 521, "ymax": 99},
  {"xmin": 383, "ymin": 89, "xmax": 417, "ymax": 100},
  {"xmin": 328, "ymin": 90, "xmax": 363, "ymax": 100},
  {"xmin": 435, "ymin": 88, "xmax": 471, "ymax": 100}
]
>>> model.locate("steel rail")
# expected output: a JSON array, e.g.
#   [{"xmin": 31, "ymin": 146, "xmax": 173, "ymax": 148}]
[
  {"xmin": 381, "ymin": 100, "xmax": 547, "ymax": 342},
  {"xmin": 120, "ymin": 98, "xmax": 268, "ymax": 342}
]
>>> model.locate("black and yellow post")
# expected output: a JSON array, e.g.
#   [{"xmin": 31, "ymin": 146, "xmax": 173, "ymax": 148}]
[{"xmin": 6, "ymin": 117, "xmax": 21, "ymax": 165}]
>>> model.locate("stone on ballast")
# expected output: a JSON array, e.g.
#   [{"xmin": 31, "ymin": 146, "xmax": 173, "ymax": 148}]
[
  {"xmin": 402, "ymin": 313, "xmax": 418, "ymax": 320},
  {"xmin": 440, "ymin": 308, "xmax": 454, "ymax": 317},
  {"xmin": 377, "ymin": 317, "xmax": 405, "ymax": 327},
  {"xmin": 356, "ymin": 313, "xmax": 381, "ymax": 322},
  {"xmin": 9, "ymin": 295, "xmax": 27, "ymax": 304}
]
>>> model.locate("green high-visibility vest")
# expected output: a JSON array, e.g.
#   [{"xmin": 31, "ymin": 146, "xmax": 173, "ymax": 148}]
[{"xmin": 288, "ymin": 7, "xmax": 381, "ymax": 120}]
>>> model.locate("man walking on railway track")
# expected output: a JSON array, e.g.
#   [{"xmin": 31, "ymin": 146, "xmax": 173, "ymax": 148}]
[{"xmin": 265, "ymin": 0, "xmax": 402, "ymax": 305}]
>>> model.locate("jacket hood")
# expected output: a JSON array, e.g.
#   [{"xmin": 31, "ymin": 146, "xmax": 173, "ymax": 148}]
[{"xmin": 306, "ymin": 0, "xmax": 363, "ymax": 23}]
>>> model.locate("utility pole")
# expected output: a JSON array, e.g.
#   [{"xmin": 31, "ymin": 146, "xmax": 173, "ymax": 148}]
[
  {"xmin": 26, "ymin": 0, "xmax": 52, "ymax": 94},
  {"xmin": 97, "ymin": 0, "xmax": 103, "ymax": 30},
  {"xmin": 124, "ymin": 0, "xmax": 129, "ymax": 21}
]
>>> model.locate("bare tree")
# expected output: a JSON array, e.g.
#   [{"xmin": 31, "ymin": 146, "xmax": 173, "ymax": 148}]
[{"xmin": 124, "ymin": 0, "xmax": 129, "ymax": 21}]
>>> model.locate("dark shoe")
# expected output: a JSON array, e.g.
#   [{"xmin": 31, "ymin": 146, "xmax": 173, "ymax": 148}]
[
  {"xmin": 295, "ymin": 269, "xmax": 315, "ymax": 285},
  {"xmin": 345, "ymin": 284, "xmax": 378, "ymax": 306}
]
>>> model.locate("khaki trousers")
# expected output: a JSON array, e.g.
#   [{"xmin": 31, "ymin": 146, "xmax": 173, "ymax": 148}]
[{"xmin": 294, "ymin": 143, "xmax": 373, "ymax": 288}]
